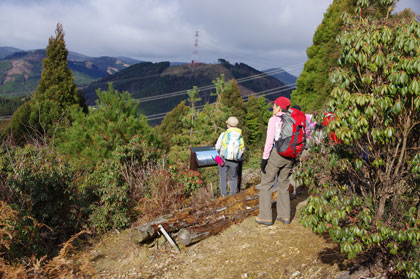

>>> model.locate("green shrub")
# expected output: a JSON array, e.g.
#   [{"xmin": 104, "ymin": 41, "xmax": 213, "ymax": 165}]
[
  {"xmin": 300, "ymin": 2, "xmax": 420, "ymax": 278},
  {"xmin": 85, "ymin": 135, "xmax": 160, "ymax": 233},
  {"xmin": 87, "ymin": 158, "xmax": 130, "ymax": 234},
  {"xmin": 0, "ymin": 145, "xmax": 84, "ymax": 259},
  {"xmin": 57, "ymin": 83, "xmax": 160, "ymax": 168}
]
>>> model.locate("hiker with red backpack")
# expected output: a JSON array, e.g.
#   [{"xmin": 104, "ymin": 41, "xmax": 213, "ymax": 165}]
[{"xmin": 256, "ymin": 97, "xmax": 306, "ymax": 226}]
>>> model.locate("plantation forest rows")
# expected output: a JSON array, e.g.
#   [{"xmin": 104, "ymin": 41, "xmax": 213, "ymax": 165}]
[{"xmin": 0, "ymin": 0, "xmax": 419, "ymax": 278}]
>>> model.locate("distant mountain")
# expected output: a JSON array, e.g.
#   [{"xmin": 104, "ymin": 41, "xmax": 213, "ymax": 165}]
[
  {"xmin": 83, "ymin": 61, "xmax": 293, "ymax": 123},
  {"xmin": 0, "ymin": 47, "xmax": 22, "ymax": 59},
  {"xmin": 263, "ymin": 68, "xmax": 297, "ymax": 85},
  {"xmin": 68, "ymin": 51, "xmax": 91, "ymax": 62},
  {"xmin": 0, "ymin": 48, "xmax": 140, "ymax": 97},
  {"xmin": 117, "ymin": 56, "xmax": 143, "ymax": 65}
]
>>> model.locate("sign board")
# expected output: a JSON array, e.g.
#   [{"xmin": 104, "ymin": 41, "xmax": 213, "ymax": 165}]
[{"xmin": 190, "ymin": 146, "xmax": 219, "ymax": 170}]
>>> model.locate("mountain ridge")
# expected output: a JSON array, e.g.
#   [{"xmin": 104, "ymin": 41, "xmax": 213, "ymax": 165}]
[
  {"xmin": 0, "ymin": 47, "xmax": 141, "ymax": 97},
  {"xmin": 82, "ymin": 60, "xmax": 293, "ymax": 124},
  {"xmin": 0, "ymin": 46, "xmax": 296, "ymax": 125},
  {"xmin": 263, "ymin": 68, "xmax": 297, "ymax": 85}
]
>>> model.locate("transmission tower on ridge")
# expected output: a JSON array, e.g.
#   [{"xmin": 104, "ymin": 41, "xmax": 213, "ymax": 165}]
[{"xmin": 191, "ymin": 31, "xmax": 199, "ymax": 69}]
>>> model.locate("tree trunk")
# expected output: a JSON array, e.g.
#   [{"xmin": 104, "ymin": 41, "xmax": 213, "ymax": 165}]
[{"xmin": 376, "ymin": 194, "xmax": 389, "ymax": 221}]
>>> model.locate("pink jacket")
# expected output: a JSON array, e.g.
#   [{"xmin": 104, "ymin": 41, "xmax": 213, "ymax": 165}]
[{"xmin": 263, "ymin": 111, "xmax": 285, "ymax": 159}]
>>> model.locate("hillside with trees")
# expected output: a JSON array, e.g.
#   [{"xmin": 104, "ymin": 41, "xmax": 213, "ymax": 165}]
[
  {"xmin": 0, "ymin": 47, "xmax": 139, "ymax": 97},
  {"xmin": 0, "ymin": 47, "xmax": 22, "ymax": 59},
  {"xmin": 82, "ymin": 59, "xmax": 292, "ymax": 120}
]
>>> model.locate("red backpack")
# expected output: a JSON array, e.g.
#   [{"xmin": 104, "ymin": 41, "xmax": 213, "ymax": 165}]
[{"xmin": 274, "ymin": 108, "xmax": 307, "ymax": 158}]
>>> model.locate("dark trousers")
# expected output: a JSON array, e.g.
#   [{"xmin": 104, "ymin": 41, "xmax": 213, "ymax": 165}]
[{"xmin": 218, "ymin": 160, "xmax": 239, "ymax": 196}]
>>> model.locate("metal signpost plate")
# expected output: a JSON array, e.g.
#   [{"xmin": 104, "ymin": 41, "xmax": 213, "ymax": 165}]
[{"xmin": 190, "ymin": 146, "xmax": 219, "ymax": 170}]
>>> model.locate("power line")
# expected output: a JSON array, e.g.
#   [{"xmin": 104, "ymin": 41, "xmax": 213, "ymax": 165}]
[
  {"xmin": 146, "ymin": 82, "xmax": 296, "ymax": 121},
  {"xmin": 135, "ymin": 63, "xmax": 303, "ymax": 103},
  {"xmin": 0, "ymin": 63, "xmax": 302, "ymax": 121},
  {"xmin": 83, "ymin": 57, "xmax": 287, "ymax": 88},
  {"xmin": 0, "ymin": 83, "xmax": 297, "ymax": 122},
  {"xmin": 88, "ymin": 63, "xmax": 302, "ymax": 108},
  {"xmin": 143, "ymin": 83, "xmax": 295, "ymax": 120}
]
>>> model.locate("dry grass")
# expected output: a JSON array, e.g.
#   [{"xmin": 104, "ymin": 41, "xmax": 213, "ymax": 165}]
[
  {"xmin": 0, "ymin": 258, "xmax": 27, "ymax": 279},
  {"xmin": 30, "ymin": 230, "xmax": 95, "ymax": 279},
  {"xmin": 122, "ymin": 161, "xmax": 192, "ymax": 223},
  {"xmin": 0, "ymin": 201, "xmax": 18, "ymax": 254},
  {"xmin": 0, "ymin": 225, "xmax": 96, "ymax": 279}
]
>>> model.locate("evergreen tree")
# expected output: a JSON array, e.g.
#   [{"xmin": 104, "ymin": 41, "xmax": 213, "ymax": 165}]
[
  {"xmin": 220, "ymin": 79, "xmax": 246, "ymax": 123},
  {"xmin": 4, "ymin": 23, "xmax": 84, "ymax": 142},
  {"xmin": 187, "ymin": 86, "xmax": 201, "ymax": 140},
  {"xmin": 158, "ymin": 100, "xmax": 189, "ymax": 149},
  {"xmin": 244, "ymin": 95, "xmax": 269, "ymax": 147},
  {"xmin": 57, "ymin": 84, "xmax": 158, "ymax": 167},
  {"xmin": 219, "ymin": 78, "xmax": 248, "ymax": 141},
  {"xmin": 291, "ymin": 0, "xmax": 354, "ymax": 112},
  {"xmin": 211, "ymin": 74, "xmax": 226, "ymax": 111}
]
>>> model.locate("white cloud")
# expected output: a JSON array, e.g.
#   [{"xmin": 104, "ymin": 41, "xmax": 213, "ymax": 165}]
[{"xmin": 1, "ymin": 0, "xmax": 419, "ymax": 75}]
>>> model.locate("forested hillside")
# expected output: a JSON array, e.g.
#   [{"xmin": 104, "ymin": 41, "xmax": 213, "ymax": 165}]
[
  {"xmin": 0, "ymin": 48, "xmax": 139, "ymax": 97},
  {"xmin": 263, "ymin": 68, "xmax": 297, "ymax": 84},
  {"xmin": 0, "ymin": 47, "xmax": 22, "ymax": 59},
  {"xmin": 82, "ymin": 60, "xmax": 291, "ymax": 119}
]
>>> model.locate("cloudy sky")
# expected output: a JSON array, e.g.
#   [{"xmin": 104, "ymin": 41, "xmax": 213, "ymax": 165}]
[{"xmin": 1, "ymin": 0, "xmax": 419, "ymax": 76}]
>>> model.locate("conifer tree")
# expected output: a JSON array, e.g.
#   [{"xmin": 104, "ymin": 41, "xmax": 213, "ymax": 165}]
[
  {"xmin": 291, "ymin": 0, "xmax": 354, "ymax": 112},
  {"xmin": 211, "ymin": 74, "xmax": 226, "ymax": 111},
  {"xmin": 4, "ymin": 23, "xmax": 84, "ymax": 142},
  {"xmin": 211, "ymin": 74, "xmax": 228, "ymax": 130},
  {"xmin": 245, "ymin": 95, "xmax": 270, "ymax": 147},
  {"xmin": 219, "ymin": 78, "xmax": 248, "ymax": 143},
  {"xmin": 158, "ymin": 101, "xmax": 189, "ymax": 149},
  {"xmin": 220, "ymin": 79, "xmax": 246, "ymax": 122},
  {"xmin": 187, "ymin": 86, "xmax": 201, "ymax": 140},
  {"xmin": 58, "ymin": 84, "xmax": 157, "ymax": 167}
]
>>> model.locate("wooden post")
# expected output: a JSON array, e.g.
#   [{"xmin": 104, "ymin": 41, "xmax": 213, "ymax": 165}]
[{"xmin": 190, "ymin": 148, "xmax": 198, "ymax": 170}]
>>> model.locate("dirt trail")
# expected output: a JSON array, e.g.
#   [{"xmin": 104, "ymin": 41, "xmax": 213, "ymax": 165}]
[{"xmin": 88, "ymin": 191, "xmax": 355, "ymax": 279}]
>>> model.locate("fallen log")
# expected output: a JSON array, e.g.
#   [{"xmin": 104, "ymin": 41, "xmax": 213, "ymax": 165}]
[
  {"xmin": 131, "ymin": 186, "xmax": 261, "ymax": 247},
  {"xmin": 176, "ymin": 205, "xmax": 259, "ymax": 246}
]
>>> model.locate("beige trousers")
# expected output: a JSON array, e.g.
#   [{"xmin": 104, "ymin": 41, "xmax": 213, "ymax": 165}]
[{"xmin": 258, "ymin": 149, "xmax": 293, "ymax": 221}]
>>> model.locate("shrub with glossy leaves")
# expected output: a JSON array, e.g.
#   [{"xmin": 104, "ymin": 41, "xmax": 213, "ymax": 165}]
[{"xmin": 300, "ymin": 1, "xmax": 420, "ymax": 277}]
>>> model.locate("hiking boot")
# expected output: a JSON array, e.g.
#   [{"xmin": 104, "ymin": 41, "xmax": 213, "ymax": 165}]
[
  {"xmin": 276, "ymin": 217, "xmax": 291, "ymax": 224},
  {"xmin": 255, "ymin": 217, "xmax": 273, "ymax": 226}
]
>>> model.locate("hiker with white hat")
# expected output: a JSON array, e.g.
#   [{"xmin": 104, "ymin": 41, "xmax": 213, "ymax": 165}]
[{"xmin": 215, "ymin": 116, "xmax": 245, "ymax": 196}]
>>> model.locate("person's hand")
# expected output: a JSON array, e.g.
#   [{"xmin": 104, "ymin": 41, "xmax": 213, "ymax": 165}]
[{"xmin": 260, "ymin": 159, "xmax": 268, "ymax": 174}]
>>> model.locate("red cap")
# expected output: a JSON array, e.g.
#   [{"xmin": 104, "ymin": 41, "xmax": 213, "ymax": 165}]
[{"xmin": 273, "ymin": 97, "xmax": 291, "ymax": 109}]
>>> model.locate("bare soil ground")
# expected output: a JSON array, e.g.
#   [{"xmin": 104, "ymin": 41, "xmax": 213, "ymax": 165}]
[{"xmin": 86, "ymin": 190, "xmax": 357, "ymax": 279}]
